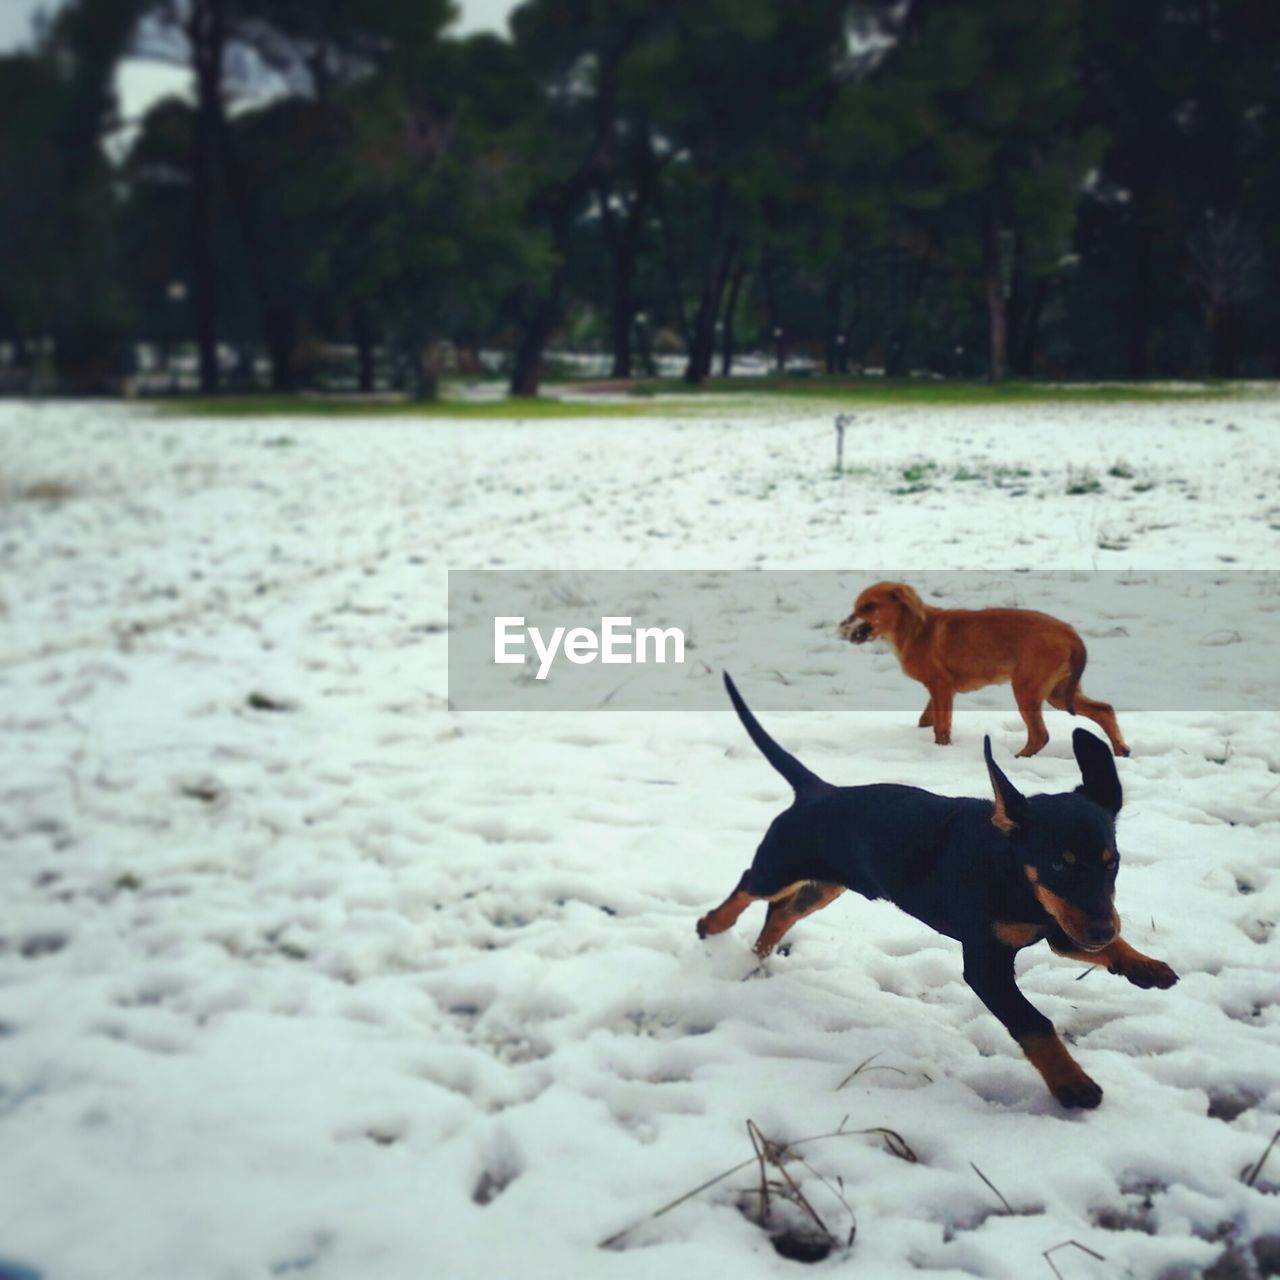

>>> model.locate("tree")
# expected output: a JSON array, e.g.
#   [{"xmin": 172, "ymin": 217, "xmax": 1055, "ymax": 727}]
[
  {"xmin": 321, "ymin": 29, "xmax": 548, "ymax": 398},
  {"xmin": 0, "ymin": 0, "xmax": 141, "ymax": 391},
  {"xmin": 864, "ymin": 0, "xmax": 1103, "ymax": 381},
  {"xmin": 627, "ymin": 0, "xmax": 848, "ymax": 384},
  {"xmin": 501, "ymin": 0, "xmax": 660, "ymax": 396}
]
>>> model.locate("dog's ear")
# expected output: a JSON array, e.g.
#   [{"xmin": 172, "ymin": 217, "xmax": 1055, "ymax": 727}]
[
  {"xmin": 1073, "ymin": 728, "xmax": 1122, "ymax": 815},
  {"xmin": 984, "ymin": 735, "xmax": 1029, "ymax": 834},
  {"xmin": 887, "ymin": 584, "xmax": 927, "ymax": 622}
]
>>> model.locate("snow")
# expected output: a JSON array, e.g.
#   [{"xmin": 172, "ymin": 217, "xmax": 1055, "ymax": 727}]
[{"xmin": 1, "ymin": 395, "xmax": 1278, "ymax": 1280}]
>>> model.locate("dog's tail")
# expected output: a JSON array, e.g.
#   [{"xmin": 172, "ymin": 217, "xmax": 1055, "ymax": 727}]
[
  {"xmin": 723, "ymin": 672, "xmax": 832, "ymax": 796},
  {"xmin": 1062, "ymin": 637, "xmax": 1086, "ymax": 716}
]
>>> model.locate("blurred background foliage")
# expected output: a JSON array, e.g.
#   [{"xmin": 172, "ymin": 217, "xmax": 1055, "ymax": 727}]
[{"xmin": 0, "ymin": 0, "xmax": 1277, "ymax": 396}]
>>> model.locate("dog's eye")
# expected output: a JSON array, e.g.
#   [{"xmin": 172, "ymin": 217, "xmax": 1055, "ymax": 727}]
[{"xmin": 864, "ymin": 603, "xmax": 877, "ymax": 614}]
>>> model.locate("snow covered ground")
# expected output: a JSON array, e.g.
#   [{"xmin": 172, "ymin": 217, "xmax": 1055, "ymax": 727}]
[{"xmin": 1, "ymin": 395, "xmax": 1278, "ymax": 1280}]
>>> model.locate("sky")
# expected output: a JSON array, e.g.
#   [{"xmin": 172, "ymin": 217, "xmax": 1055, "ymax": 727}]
[
  {"xmin": 1, "ymin": 0, "xmax": 522, "ymax": 130},
  {"xmin": 0, "ymin": 0, "xmax": 520, "ymax": 52}
]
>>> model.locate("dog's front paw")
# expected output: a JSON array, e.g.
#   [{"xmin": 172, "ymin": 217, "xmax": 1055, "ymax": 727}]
[
  {"xmin": 1121, "ymin": 957, "xmax": 1178, "ymax": 989},
  {"xmin": 696, "ymin": 916, "xmax": 710, "ymax": 940},
  {"xmin": 934, "ymin": 731, "xmax": 951, "ymax": 746},
  {"xmin": 1053, "ymin": 1074, "xmax": 1103, "ymax": 1110}
]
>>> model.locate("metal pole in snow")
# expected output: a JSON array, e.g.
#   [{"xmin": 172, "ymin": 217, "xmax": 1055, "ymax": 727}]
[{"xmin": 835, "ymin": 413, "xmax": 852, "ymax": 475}]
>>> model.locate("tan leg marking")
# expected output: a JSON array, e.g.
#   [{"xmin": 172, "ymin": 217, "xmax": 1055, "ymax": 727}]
[
  {"xmin": 1049, "ymin": 935, "xmax": 1178, "ymax": 989},
  {"xmin": 696, "ymin": 889, "xmax": 754, "ymax": 938},
  {"xmin": 751, "ymin": 881, "xmax": 846, "ymax": 958},
  {"xmin": 697, "ymin": 880, "xmax": 822, "ymax": 941},
  {"xmin": 1018, "ymin": 1032, "xmax": 1102, "ymax": 1109},
  {"xmin": 992, "ymin": 921, "xmax": 1044, "ymax": 949}
]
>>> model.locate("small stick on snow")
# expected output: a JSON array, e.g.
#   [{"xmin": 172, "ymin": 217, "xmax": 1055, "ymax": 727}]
[
  {"xmin": 747, "ymin": 1118, "xmax": 832, "ymax": 1240},
  {"xmin": 1042, "ymin": 1239, "xmax": 1106, "ymax": 1279},
  {"xmin": 747, "ymin": 1119, "xmax": 772, "ymax": 1223},
  {"xmin": 598, "ymin": 1119, "xmax": 917, "ymax": 1248},
  {"xmin": 837, "ymin": 1050, "xmax": 912, "ymax": 1088},
  {"xmin": 970, "ymin": 1161, "xmax": 1015, "ymax": 1215},
  {"xmin": 1242, "ymin": 1128, "xmax": 1280, "ymax": 1187}
]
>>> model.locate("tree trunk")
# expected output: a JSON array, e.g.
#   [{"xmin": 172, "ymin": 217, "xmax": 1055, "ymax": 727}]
[
  {"xmin": 1012, "ymin": 276, "xmax": 1046, "ymax": 377},
  {"xmin": 350, "ymin": 304, "xmax": 375, "ymax": 393},
  {"xmin": 683, "ymin": 237, "xmax": 736, "ymax": 385},
  {"xmin": 598, "ymin": 164, "xmax": 656, "ymax": 381},
  {"xmin": 509, "ymin": 276, "xmax": 563, "ymax": 398},
  {"xmin": 982, "ymin": 213, "xmax": 1009, "ymax": 384},
  {"xmin": 635, "ymin": 314, "xmax": 657, "ymax": 376},
  {"xmin": 1209, "ymin": 302, "xmax": 1236, "ymax": 378},
  {"xmin": 823, "ymin": 278, "xmax": 844, "ymax": 374},
  {"xmin": 983, "ymin": 273, "xmax": 1003, "ymax": 378},
  {"xmin": 683, "ymin": 316, "xmax": 712, "ymax": 384},
  {"xmin": 683, "ymin": 180, "xmax": 733, "ymax": 385},
  {"xmin": 608, "ymin": 253, "xmax": 634, "ymax": 379},
  {"xmin": 884, "ymin": 261, "xmax": 927, "ymax": 377},
  {"xmin": 188, "ymin": 0, "xmax": 224, "ymax": 394},
  {"xmin": 985, "ymin": 272, "xmax": 1008, "ymax": 384},
  {"xmin": 720, "ymin": 260, "xmax": 747, "ymax": 377},
  {"xmin": 407, "ymin": 337, "xmax": 437, "ymax": 401},
  {"xmin": 212, "ymin": 104, "xmax": 296, "ymax": 392},
  {"xmin": 265, "ymin": 310, "xmax": 297, "ymax": 392},
  {"xmin": 1126, "ymin": 211, "xmax": 1152, "ymax": 379},
  {"xmin": 761, "ymin": 251, "xmax": 784, "ymax": 371},
  {"xmin": 654, "ymin": 184, "xmax": 691, "ymax": 352}
]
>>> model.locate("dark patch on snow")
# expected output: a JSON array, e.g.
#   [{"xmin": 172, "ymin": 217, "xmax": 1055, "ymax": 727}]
[
  {"xmin": 178, "ymin": 777, "xmax": 225, "ymax": 805},
  {"xmin": 1208, "ymin": 1088, "xmax": 1259, "ymax": 1122},
  {"xmin": 771, "ymin": 1228, "xmax": 833, "ymax": 1264},
  {"xmin": 1093, "ymin": 1204, "xmax": 1157, "ymax": 1235},
  {"xmin": 473, "ymin": 1168, "xmax": 516, "ymax": 1206},
  {"xmin": 20, "ymin": 933, "xmax": 67, "ymax": 959},
  {"xmin": 246, "ymin": 691, "xmax": 298, "ymax": 712}
]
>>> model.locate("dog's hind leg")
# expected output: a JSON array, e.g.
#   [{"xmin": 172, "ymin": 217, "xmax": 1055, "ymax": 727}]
[
  {"xmin": 696, "ymin": 872, "xmax": 756, "ymax": 939},
  {"xmin": 751, "ymin": 881, "xmax": 845, "ymax": 958},
  {"xmin": 1048, "ymin": 684, "xmax": 1130, "ymax": 757},
  {"xmin": 1012, "ymin": 676, "xmax": 1051, "ymax": 757}
]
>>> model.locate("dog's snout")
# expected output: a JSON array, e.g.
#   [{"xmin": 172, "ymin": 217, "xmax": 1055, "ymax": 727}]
[
  {"xmin": 842, "ymin": 619, "xmax": 873, "ymax": 644},
  {"xmin": 1085, "ymin": 920, "xmax": 1117, "ymax": 948}
]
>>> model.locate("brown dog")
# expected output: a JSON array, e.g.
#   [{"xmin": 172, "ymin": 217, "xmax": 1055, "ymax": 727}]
[{"xmin": 838, "ymin": 582, "xmax": 1129, "ymax": 758}]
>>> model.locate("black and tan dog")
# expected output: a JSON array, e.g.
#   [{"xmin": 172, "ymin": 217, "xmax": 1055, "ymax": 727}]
[{"xmin": 697, "ymin": 673, "xmax": 1177, "ymax": 1109}]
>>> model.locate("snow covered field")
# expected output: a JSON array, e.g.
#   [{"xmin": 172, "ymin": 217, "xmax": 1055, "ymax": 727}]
[{"xmin": 1, "ymin": 395, "xmax": 1279, "ymax": 1280}]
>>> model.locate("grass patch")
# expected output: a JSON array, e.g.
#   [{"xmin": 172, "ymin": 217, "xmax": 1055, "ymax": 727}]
[
  {"xmin": 154, "ymin": 393, "xmax": 673, "ymax": 421},
  {"xmin": 151, "ymin": 376, "xmax": 1243, "ymax": 421},
  {"xmin": 900, "ymin": 461, "xmax": 937, "ymax": 484},
  {"xmin": 6, "ymin": 478, "xmax": 79, "ymax": 502},
  {"xmin": 606, "ymin": 374, "xmax": 1240, "ymax": 406},
  {"xmin": 1065, "ymin": 468, "xmax": 1104, "ymax": 496}
]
